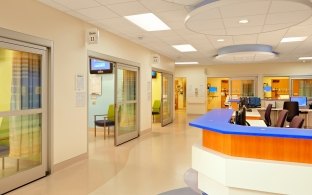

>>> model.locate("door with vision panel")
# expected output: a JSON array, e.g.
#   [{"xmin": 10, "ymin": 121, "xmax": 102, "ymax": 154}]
[
  {"xmin": 161, "ymin": 73, "xmax": 173, "ymax": 126},
  {"xmin": 0, "ymin": 39, "xmax": 48, "ymax": 194},
  {"xmin": 114, "ymin": 63, "xmax": 139, "ymax": 146}
]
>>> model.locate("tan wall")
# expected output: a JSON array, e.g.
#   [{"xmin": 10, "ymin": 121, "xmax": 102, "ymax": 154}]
[{"xmin": 0, "ymin": 0, "xmax": 174, "ymax": 165}]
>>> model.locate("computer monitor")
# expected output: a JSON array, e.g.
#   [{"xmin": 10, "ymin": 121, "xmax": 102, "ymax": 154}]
[
  {"xmin": 290, "ymin": 96, "xmax": 307, "ymax": 107},
  {"xmin": 235, "ymin": 107, "xmax": 247, "ymax": 126},
  {"xmin": 263, "ymin": 86, "xmax": 272, "ymax": 92},
  {"xmin": 152, "ymin": 71, "xmax": 157, "ymax": 78},
  {"xmin": 248, "ymin": 97, "xmax": 261, "ymax": 108},
  {"xmin": 209, "ymin": 86, "xmax": 217, "ymax": 93}
]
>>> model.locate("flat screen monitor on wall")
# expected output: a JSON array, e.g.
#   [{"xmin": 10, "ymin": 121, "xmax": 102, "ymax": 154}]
[
  {"xmin": 90, "ymin": 58, "xmax": 113, "ymax": 74},
  {"xmin": 152, "ymin": 71, "xmax": 157, "ymax": 78},
  {"xmin": 290, "ymin": 96, "xmax": 307, "ymax": 107}
]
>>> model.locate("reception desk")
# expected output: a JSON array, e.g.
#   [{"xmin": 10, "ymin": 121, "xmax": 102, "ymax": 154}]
[{"xmin": 189, "ymin": 109, "xmax": 312, "ymax": 195}]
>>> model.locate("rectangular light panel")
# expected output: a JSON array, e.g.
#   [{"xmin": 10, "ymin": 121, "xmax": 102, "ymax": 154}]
[
  {"xmin": 172, "ymin": 44, "xmax": 197, "ymax": 52},
  {"xmin": 281, "ymin": 37, "xmax": 307, "ymax": 43},
  {"xmin": 299, "ymin": 57, "xmax": 312, "ymax": 60},
  {"xmin": 175, "ymin": 62, "xmax": 199, "ymax": 65},
  {"xmin": 125, "ymin": 13, "xmax": 170, "ymax": 31}
]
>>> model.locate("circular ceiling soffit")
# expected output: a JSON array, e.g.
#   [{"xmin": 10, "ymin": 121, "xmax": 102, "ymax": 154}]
[
  {"xmin": 185, "ymin": 0, "xmax": 312, "ymax": 35},
  {"xmin": 215, "ymin": 44, "xmax": 277, "ymax": 62},
  {"xmin": 163, "ymin": 0, "xmax": 203, "ymax": 6}
]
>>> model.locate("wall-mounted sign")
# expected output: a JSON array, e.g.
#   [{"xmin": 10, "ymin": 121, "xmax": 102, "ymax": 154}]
[
  {"xmin": 151, "ymin": 54, "xmax": 160, "ymax": 65},
  {"xmin": 87, "ymin": 28, "xmax": 99, "ymax": 44}
]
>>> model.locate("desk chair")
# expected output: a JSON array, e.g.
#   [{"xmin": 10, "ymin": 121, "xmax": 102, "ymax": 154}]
[
  {"xmin": 289, "ymin": 116, "xmax": 304, "ymax": 128},
  {"xmin": 275, "ymin": 110, "xmax": 288, "ymax": 127},
  {"xmin": 94, "ymin": 104, "xmax": 115, "ymax": 139},
  {"xmin": 283, "ymin": 101, "xmax": 299, "ymax": 123},
  {"xmin": 264, "ymin": 104, "xmax": 272, "ymax": 126},
  {"xmin": 152, "ymin": 100, "xmax": 161, "ymax": 122}
]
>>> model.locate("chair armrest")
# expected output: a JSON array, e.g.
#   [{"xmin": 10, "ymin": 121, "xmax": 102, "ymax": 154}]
[{"xmin": 94, "ymin": 114, "xmax": 108, "ymax": 121}]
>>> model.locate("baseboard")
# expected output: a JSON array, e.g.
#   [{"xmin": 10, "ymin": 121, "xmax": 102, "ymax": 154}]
[
  {"xmin": 52, "ymin": 152, "xmax": 88, "ymax": 173},
  {"xmin": 140, "ymin": 128, "xmax": 152, "ymax": 136}
]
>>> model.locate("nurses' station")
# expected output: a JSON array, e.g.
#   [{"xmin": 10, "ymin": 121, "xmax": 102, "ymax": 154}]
[{"xmin": 189, "ymin": 108, "xmax": 312, "ymax": 195}]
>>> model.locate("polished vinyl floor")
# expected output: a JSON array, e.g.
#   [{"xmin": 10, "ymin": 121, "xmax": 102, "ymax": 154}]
[{"xmin": 8, "ymin": 111, "xmax": 201, "ymax": 195}]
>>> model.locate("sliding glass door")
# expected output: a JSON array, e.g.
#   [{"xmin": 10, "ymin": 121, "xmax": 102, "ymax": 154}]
[
  {"xmin": 0, "ymin": 39, "xmax": 48, "ymax": 194},
  {"xmin": 114, "ymin": 64, "xmax": 139, "ymax": 146},
  {"xmin": 161, "ymin": 73, "xmax": 173, "ymax": 126}
]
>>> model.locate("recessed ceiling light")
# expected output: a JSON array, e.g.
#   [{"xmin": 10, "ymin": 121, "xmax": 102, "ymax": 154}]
[
  {"xmin": 172, "ymin": 44, "xmax": 197, "ymax": 52},
  {"xmin": 299, "ymin": 57, "xmax": 312, "ymax": 60},
  {"xmin": 124, "ymin": 13, "xmax": 170, "ymax": 31},
  {"xmin": 217, "ymin": 39, "xmax": 224, "ymax": 42},
  {"xmin": 281, "ymin": 36, "xmax": 307, "ymax": 43},
  {"xmin": 175, "ymin": 61, "xmax": 199, "ymax": 65},
  {"xmin": 239, "ymin": 19, "xmax": 248, "ymax": 24}
]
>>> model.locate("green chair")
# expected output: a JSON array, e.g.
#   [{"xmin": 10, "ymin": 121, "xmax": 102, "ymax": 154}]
[
  {"xmin": 152, "ymin": 100, "xmax": 161, "ymax": 122},
  {"xmin": 94, "ymin": 104, "xmax": 115, "ymax": 139}
]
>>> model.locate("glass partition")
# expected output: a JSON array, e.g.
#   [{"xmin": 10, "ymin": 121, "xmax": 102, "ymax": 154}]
[
  {"xmin": 263, "ymin": 76, "xmax": 290, "ymax": 99},
  {"xmin": 230, "ymin": 78, "xmax": 256, "ymax": 98},
  {"xmin": 291, "ymin": 78, "xmax": 312, "ymax": 98}
]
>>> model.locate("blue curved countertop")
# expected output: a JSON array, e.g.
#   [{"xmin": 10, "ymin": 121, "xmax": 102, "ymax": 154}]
[{"xmin": 189, "ymin": 109, "xmax": 312, "ymax": 139}]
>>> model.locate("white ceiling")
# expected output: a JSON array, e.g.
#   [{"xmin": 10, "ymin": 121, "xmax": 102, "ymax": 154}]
[{"xmin": 38, "ymin": 0, "xmax": 312, "ymax": 65}]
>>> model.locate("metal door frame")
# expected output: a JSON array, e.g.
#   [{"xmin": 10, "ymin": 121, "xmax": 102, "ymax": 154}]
[
  {"xmin": 114, "ymin": 63, "xmax": 140, "ymax": 146},
  {"xmin": 0, "ymin": 38, "xmax": 48, "ymax": 194}
]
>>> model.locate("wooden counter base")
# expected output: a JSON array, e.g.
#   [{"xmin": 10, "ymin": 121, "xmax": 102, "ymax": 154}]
[{"xmin": 203, "ymin": 129, "xmax": 312, "ymax": 164}]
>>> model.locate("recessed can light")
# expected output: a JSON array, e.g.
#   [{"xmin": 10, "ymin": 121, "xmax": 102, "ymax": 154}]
[
  {"xmin": 217, "ymin": 39, "xmax": 224, "ymax": 42},
  {"xmin": 239, "ymin": 19, "xmax": 248, "ymax": 24}
]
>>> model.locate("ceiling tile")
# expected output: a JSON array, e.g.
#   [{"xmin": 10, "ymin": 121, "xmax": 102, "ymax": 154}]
[
  {"xmin": 65, "ymin": 10, "xmax": 94, "ymax": 21},
  {"xmin": 226, "ymin": 26, "xmax": 262, "ymax": 36},
  {"xmin": 98, "ymin": 17, "xmax": 145, "ymax": 34},
  {"xmin": 38, "ymin": 0, "xmax": 71, "ymax": 11},
  {"xmin": 265, "ymin": 10, "xmax": 311, "ymax": 25},
  {"xmin": 261, "ymin": 23, "xmax": 292, "ymax": 32},
  {"xmin": 186, "ymin": 19, "xmax": 224, "ymax": 31},
  {"xmin": 106, "ymin": 1, "xmax": 149, "ymax": 16},
  {"xmin": 269, "ymin": 0, "xmax": 311, "ymax": 13},
  {"xmin": 53, "ymin": 0, "xmax": 100, "ymax": 10},
  {"xmin": 276, "ymin": 42, "xmax": 301, "ymax": 54},
  {"xmin": 157, "ymin": 9, "xmax": 189, "ymax": 23},
  {"xmin": 233, "ymin": 34, "xmax": 258, "ymax": 45},
  {"xmin": 188, "ymin": 8, "xmax": 221, "ymax": 21},
  {"xmin": 223, "ymin": 15, "xmax": 266, "ymax": 28},
  {"xmin": 139, "ymin": 0, "xmax": 185, "ymax": 13},
  {"xmin": 298, "ymin": 16, "xmax": 312, "ymax": 26},
  {"xmin": 285, "ymin": 25, "xmax": 312, "ymax": 37},
  {"xmin": 207, "ymin": 35, "xmax": 234, "ymax": 49},
  {"xmin": 220, "ymin": 1, "xmax": 270, "ymax": 18},
  {"xmin": 257, "ymin": 29, "xmax": 288, "ymax": 47},
  {"xmin": 77, "ymin": 6, "xmax": 119, "ymax": 20},
  {"xmin": 95, "ymin": 0, "xmax": 136, "ymax": 5}
]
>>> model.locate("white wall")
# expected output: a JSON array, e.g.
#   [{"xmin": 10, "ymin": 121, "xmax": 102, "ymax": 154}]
[
  {"xmin": 0, "ymin": 0, "xmax": 174, "ymax": 165},
  {"xmin": 175, "ymin": 62, "xmax": 312, "ymax": 114},
  {"xmin": 175, "ymin": 67, "xmax": 207, "ymax": 114}
]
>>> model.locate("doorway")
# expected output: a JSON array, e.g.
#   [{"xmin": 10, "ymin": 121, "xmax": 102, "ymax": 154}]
[
  {"xmin": 151, "ymin": 70, "xmax": 173, "ymax": 127},
  {"xmin": 207, "ymin": 77, "xmax": 229, "ymax": 110},
  {"xmin": 87, "ymin": 52, "xmax": 140, "ymax": 146},
  {"xmin": 174, "ymin": 77, "xmax": 186, "ymax": 110}
]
